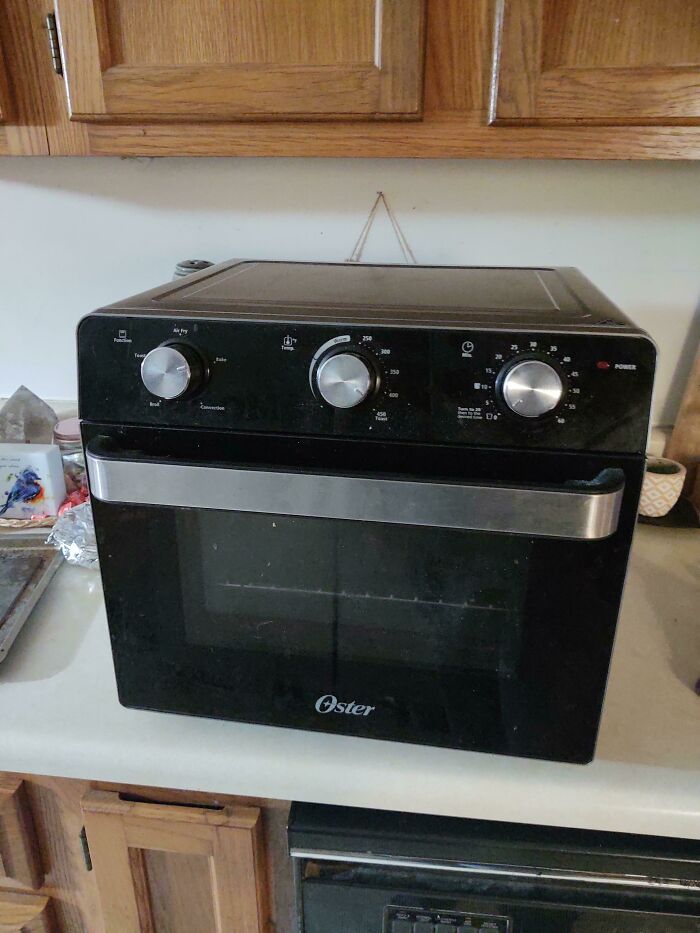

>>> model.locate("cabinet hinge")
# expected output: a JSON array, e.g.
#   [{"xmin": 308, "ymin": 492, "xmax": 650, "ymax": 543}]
[
  {"xmin": 79, "ymin": 826, "xmax": 93, "ymax": 871},
  {"xmin": 45, "ymin": 13, "xmax": 63, "ymax": 76}
]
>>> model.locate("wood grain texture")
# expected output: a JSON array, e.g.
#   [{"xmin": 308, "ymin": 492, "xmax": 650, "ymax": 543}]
[
  {"xmin": 423, "ymin": 0, "xmax": 492, "ymax": 113},
  {"xmin": 210, "ymin": 821, "xmax": 266, "ymax": 932},
  {"xmin": 0, "ymin": 778, "xmax": 43, "ymax": 893},
  {"xmin": 56, "ymin": 0, "xmax": 426, "ymax": 121},
  {"xmin": 21, "ymin": 776, "xmax": 106, "ymax": 933},
  {"xmin": 83, "ymin": 117, "xmax": 700, "ymax": 159},
  {"xmin": 127, "ymin": 850, "xmax": 156, "ymax": 933},
  {"xmin": 82, "ymin": 790, "xmax": 267, "ymax": 933},
  {"xmin": 544, "ymin": 0, "xmax": 700, "ymax": 70},
  {"xmin": 81, "ymin": 808, "xmax": 142, "ymax": 932},
  {"xmin": 54, "ymin": 0, "xmax": 107, "ymax": 116},
  {"xmin": 106, "ymin": 0, "xmax": 376, "ymax": 66},
  {"xmin": 377, "ymin": 0, "xmax": 426, "ymax": 114},
  {"xmin": 0, "ymin": 0, "xmax": 48, "ymax": 154},
  {"xmin": 666, "ymin": 344, "xmax": 700, "ymax": 505},
  {"xmin": 140, "ymin": 849, "xmax": 215, "ymax": 933},
  {"xmin": 25, "ymin": 0, "xmax": 90, "ymax": 155},
  {"xmin": 536, "ymin": 67, "xmax": 700, "ymax": 124},
  {"xmin": 492, "ymin": 0, "xmax": 700, "ymax": 126},
  {"xmin": 100, "ymin": 63, "xmax": 379, "ymax": 119},
  {"xmin": 0, "ymin": 39, "xmax": 8, "ymax": 123},
  {"xmin": 491, "ymin": 0, "xmax": 544, "ymax": 121},
  {"xmin": 0, "ymin": 890, "xmax": 53, "ymax": 932}
]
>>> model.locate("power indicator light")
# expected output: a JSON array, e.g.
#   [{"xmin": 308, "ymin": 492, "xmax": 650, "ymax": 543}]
[{"xmin": 596, "ymin": 361, "xmax": 611, "ymax": 370}]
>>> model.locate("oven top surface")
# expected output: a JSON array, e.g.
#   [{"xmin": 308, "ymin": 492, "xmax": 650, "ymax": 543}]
[
  {"xmin": 167, "ymin": 263, "xmax": 563, "ymax": 315},
  {"xmin": 106, "ymin": 261, "xmax": 634, "ymax": 331}
]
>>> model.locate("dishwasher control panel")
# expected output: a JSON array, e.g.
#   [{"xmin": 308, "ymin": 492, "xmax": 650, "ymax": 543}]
[{"xmin": 385, "ymin": 905, "xmax": 511, "ymax": 931}]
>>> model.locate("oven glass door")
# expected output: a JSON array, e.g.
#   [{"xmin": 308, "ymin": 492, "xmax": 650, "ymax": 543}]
[{"xmin": 85, "ymin": 425, "xmax": 643, "ymax": 763}]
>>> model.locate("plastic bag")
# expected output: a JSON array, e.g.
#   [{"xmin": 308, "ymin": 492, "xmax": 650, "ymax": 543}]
[{"xmin": 47, "ymin": 501, "xmax": 99, "ymax": 569}]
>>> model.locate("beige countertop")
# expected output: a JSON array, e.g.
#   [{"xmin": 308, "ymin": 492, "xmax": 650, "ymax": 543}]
[{"xmin": 1, "ymin": 522, "xmax": 699, "ymax": 838}]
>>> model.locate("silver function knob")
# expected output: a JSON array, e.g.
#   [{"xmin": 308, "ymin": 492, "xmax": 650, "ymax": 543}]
[
  {"xmin": 316, "ymin": 353, "xmax": 374, "ymax": 409},
  {"xmin": 140, "ymin": 344, "xmax": 203, "ymax": 400},
  {"xmin": 501, "ymin": 359, "xmax": 563, "ymax": 418}
]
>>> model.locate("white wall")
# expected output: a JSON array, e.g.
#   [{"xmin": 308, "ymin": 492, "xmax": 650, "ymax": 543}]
[{"xmin": 0, "ymin": 157, "xmax": 698, "ymax": 423}]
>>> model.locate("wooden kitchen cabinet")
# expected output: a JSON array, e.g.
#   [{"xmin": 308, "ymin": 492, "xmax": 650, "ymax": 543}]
[
  {"xmin": 0, "ymin": 890, "xmax": 54, "ymax": 933},
  {"xmin": 4, "ymin": 0, "xmax": 700, "ymax": 158},
  {"xmin": 0, "ymin": 773, "xmax": 290, "ymax": 933},
  {"xmin": 0, "ymin": 2, "xmax": 49, "ymax": 154},
  {"xmin": 0, "ymin": 777, "xmax": 43, "ymax": 893},
  {"xmin": 491, "ymin": 0, "xmax": 700, "ymax": 126},
  {"xmin": 53, "ymin": 0, "xmax": 426, "ymax": 122},
  {"xmin": 81, "ymin": 790, "xmax": 268, "ymax": 933},
  {"xmin": 0, "ymin": 777, "xmax": 57, "ymax": 931}
]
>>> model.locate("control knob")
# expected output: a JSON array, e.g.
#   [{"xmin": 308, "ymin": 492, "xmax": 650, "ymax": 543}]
[
  {"xmin": 315, "ymin": 352, "xmax": 374, "ymax": 409},
  {"xmin": 500, "ymin": 359, "xmax": 563, "ymax": 418},
  {"xmin": 140, "ymin": 343, "xmax": 205, "ymax": 400}
]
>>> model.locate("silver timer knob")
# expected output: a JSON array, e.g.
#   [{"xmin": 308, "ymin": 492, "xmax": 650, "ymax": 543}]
[
  {"xmin": 316, "ymin": 352, "xmax": 374, "ymax": 409},
  {"xmin": 140, "ymin": 344, "xmax": 204, "ymax": 400},
  {"xmin": 501, "ymin": 359, "xmax": 563, "ymax": 418}
]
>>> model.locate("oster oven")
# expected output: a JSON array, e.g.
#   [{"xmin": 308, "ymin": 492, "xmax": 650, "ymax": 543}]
[{"xmin": 78, "ymin": 261, "xmax": 656, "ymax": 764}]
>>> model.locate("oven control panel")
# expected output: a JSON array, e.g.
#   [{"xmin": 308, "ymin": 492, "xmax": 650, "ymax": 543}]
[
  {"xmin": 78, "ymin": 314, "xmax": 655, "ymax": 453},
  {"xmin": 385, "ymin": 906, "xmax": 511, "ymax": 931}
]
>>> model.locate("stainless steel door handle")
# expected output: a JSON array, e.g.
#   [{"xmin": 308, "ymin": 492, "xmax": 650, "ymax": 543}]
[{"xmin": 86, "ymin": 447, "xmax": 624, "ymax": 540}]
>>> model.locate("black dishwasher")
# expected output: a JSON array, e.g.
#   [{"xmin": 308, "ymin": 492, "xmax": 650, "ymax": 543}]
[{"xmin": 289, "ymin": 803, "xmax": 700, "ymax": 932}]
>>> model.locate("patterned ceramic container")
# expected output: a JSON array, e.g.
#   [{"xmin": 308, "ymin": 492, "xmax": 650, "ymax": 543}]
[{"xmin": 639, "ymin": 457, "xmax": 687, "ymax": 518}]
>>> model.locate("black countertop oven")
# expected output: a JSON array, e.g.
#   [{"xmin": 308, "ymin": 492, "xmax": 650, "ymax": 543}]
[
  {"xmin": 78, "ymin": 261, "xmax": 655, "ymax": 764},
  {"xmin": 289, "ymin": 802, "xmax": 700, "ymax": 932}
]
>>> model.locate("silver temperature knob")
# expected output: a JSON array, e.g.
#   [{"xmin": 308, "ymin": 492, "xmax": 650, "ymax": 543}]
[
  {"xmin": 316, "ymin": 352, "xmax": 374, "ymax": 409},
  {"xmin": 501, "ymin": 359, "xmax": 563, "ymax": 418},
  {"xmin": 140, "ymin": 344, "xmax": 204, "ymax": 400}
]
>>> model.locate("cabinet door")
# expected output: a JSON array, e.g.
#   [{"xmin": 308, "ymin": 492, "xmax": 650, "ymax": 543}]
[
  {"xmin": 0, "ymin": 778, "xmax": 43, "ymax": 893},
  {"xmin": 491, "ymin": 0, "xmax": 700, "ymax": 125},
  {"xmin": 81, "ymin": 790, "xmax": 267, "ymax": 933},
  {"xmin": 54, "ymin": 0, "xmax": 426, "ymax": 123},
  {"xmin": 0, "ymin": 1, "xmax": 49, "ymax": 154}
]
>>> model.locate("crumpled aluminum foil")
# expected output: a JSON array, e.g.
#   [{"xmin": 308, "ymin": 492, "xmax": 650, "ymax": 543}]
[{"xmin": 47, "ymin": 502, "xmax": 99, "ymax": 569}]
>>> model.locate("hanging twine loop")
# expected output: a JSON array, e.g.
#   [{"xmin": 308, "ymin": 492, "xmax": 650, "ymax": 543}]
[{"xmin": 346, "ymin": 191, "xmax": 417, "ymax": 265}]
